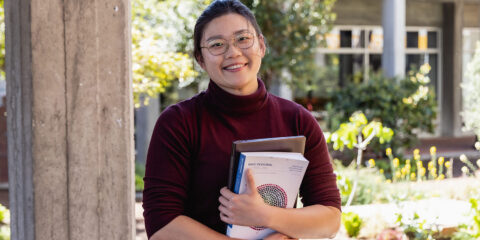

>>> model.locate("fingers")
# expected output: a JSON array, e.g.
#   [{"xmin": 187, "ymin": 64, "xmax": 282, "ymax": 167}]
[
  {"xmin": 218, "ymin": 203, "xmax": 233, "ymax": 218},
  {"xmin": 220, "ymin": 211, "xmax": 234, "ymax": 225},
  {"xmin": 246, "ymin": 168, "xmax": 257, "ymax": 194},
  {"xmin": 219, "ymin": 187, "xmax": 236, "ymax": 223},
  {"xmin": 219, "ymin": 194, "xmax": 235, "ymax": 224},
  {"xmin": 218, "ymin": 195, "xmax": 230, "ymax": 207},
  {"xmin": 220, "ymin": 187, "xmax": 235, "ymax": 200}
]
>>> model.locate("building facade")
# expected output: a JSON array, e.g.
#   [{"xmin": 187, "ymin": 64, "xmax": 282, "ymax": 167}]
[{"xmin": 312, "ymin": 0, "xmax": 480, "ymax": 137}]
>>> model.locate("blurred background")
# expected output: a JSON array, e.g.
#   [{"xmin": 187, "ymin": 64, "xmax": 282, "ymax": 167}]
[{"xmin": 1, "ymin": 0, "xmax": 480, "ymax": 239}]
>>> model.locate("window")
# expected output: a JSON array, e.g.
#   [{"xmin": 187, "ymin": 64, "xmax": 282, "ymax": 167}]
[{"xmin": 308, "ymin": 26, "xmax": 441, "ymax": 101}]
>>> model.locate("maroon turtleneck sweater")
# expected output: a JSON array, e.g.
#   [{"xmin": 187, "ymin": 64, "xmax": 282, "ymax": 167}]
[{"xmin": 143, "ymin": 80, "xmax": 341, "ymax": 238}]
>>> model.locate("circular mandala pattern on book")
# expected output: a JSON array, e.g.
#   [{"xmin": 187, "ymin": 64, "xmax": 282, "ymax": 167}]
[{"xmin": 250, "ymin": 184, "xmax": 288, "ymax": 231}]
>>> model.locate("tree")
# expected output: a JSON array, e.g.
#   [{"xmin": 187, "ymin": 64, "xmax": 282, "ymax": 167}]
[
  {"xmin": 242, "ymin": 0, "xmax": 336, "ymax": 93},
  {"xmin": 325, "ymin": 111, "xmax": 393, "ymax": 206},
  {"xmin": 131, "ymin": 0, "xmax": 210, "ymax": 107},
  {"xmin": 326, "ymin": 64, "xmax": 437, "ymax": 154},
  {"xmin": 132, "ymin": 0, "xmax": 337, "ymax": 106}
]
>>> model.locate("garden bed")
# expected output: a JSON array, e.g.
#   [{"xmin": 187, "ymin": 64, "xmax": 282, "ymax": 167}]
[{"xmin": 334, "ymin": 176, "xmax": 480, "ymax": 240}]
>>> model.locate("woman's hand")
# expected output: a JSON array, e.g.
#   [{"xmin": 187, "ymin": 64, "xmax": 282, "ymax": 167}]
[{"xmin": 218, "ymin": 169, "xmax": 272, "ymax": 227}]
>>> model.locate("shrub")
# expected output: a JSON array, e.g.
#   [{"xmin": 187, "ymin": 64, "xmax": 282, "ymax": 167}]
[
  {"xmin": 0, "ymin": 204, "xmax": 9, "ymax": 240},
  {"xmin": 453, "ymin": 197, "xmax": 480, "ymax": 240},
  {"xmin": 0, "ymin": 205, "xmax": 5, "ymax": 223},
  {"xmin": 334, "ymin": 160, "xmax": 387, "ymax": 205},
  {"xmin": 461, "ymin": 42, "xmax": 480, "ymax": 139},
  {"xmin": 326, "ymin": 64, "xmax": 437, "ymax": 155},
  {"xmin": 135, "ymin": 163, "xmax": 146, "ymax": 191},
  {"xmin": 342, "ymin": 212, "xmax": 364, "ymax": 238},
  {"xmin": 0, "ymin": 227, "xmax": 9, "ymax": 240},
  {"xmin": 336, "ymin": 173, "xmax": 352, "ymax": 203},
  {"xmin": 396, "ymin": 212, "xmax": 434, "ymax": 240},
  {"xmin": 326, "ymin": 112, "xmax": 393, "ymax": 206}
]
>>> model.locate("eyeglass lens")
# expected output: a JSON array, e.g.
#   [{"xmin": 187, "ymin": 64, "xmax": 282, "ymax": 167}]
[{"xmin": 206, "ymin": 32, "xmax": 254, "ymax": 55}]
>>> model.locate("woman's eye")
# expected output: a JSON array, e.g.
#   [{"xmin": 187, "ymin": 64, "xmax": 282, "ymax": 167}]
[
  {"xmin": 209, "ymin": 42, "xmax": 224, "ymax": 48},
  {"xmin": 237, "ymin": 36, "xmax": 251, "ymax": 42}
]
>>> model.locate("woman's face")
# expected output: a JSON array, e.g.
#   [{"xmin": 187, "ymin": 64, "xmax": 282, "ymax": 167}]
[{"xmin": 199, "ymin": 13, "xmax": 266, "ymax": 96}]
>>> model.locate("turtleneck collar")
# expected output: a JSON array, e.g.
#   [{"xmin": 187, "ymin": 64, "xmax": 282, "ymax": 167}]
[{"xmin": 204, "ymin": 79, "xmax": 269, "ymax": 115}]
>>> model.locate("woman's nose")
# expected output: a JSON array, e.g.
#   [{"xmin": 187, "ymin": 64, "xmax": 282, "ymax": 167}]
[{"xmin": 224, "ymin": 41, "xmax": 243, "ymax": 58}]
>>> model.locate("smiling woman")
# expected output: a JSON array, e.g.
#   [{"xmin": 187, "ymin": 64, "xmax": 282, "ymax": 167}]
[
  {"xmin": 142, "ymin": 1, "xmax": 341, "ymax": 240},
  {"xmin": 196, "ymin": 12, "xmax": 265, "ymax": 96}
]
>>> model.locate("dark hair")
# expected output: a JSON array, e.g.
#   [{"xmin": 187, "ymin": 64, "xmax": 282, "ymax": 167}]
[{"xmin": 193, "ymin": 0, "xmax": 264, "ymax": 63}]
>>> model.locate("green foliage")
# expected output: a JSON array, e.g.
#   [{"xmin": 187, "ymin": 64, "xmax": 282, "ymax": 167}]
[
  {"xmin": 336, "ymin": 173, "xmax": 352, "ymax": 201},
  {"xmin": 132, "ymin": 0, "xmax": 209, "ymax": 107},
  {"xmin": 325, "ymin": 112, "xmax": 393, "ymax": 151},
  {"xmin": 326, "ymin": 64, "xmax": 437, "ymax": 154},
  {"xmin": 461, "ymin": 42, "xmax": 480, "ymax": 139},
  {"xmin": 0, "ymin": 204, "xmax": 5, "ymax": 223},
  {"xmin": 135, "ymin": 163, "xmax": 146, "ymax": 192},
  {"xmin": 395, "ymin": 212, "xmax": 434, "ymax": 240},
  {"xmin": 453, "ymin": 197, "xmax": 480, "ymax": 240},
  {"xmin": 242, "ymin": 0, "xmax": 336, "ymax": 91},
  {"xmin": 132, "ymin": 0, "xmax": 336, "ymax": 105},
  {"xmin": 334, "ymin": 160, "xmax": 436, "ymax": 205},
  {"xmin": 342, "ymin": 212, "xmax": 363, "ymax": 238},
  {"xmin": 0, "ymin": 227, "xmax": 9, "ymax": 240},
  {"xmin": 327, "ymin": 113, "xmax": 393, "ymax": 206},
  {"xmin": 0, "ymin": 204, "xmax": 9, "ymax": 240},
  {"xmin": 334, "ymin": 161, "xmax": 387, "ymax": 205},
  {"xmin": 135, "ymin": 174, "xmax": 144, "ymax": 192}
]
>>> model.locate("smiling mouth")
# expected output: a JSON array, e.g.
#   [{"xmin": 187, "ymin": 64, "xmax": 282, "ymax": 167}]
[{"xmin": 223, "ymin": 63, "xmax": 248, "ymax": 71}]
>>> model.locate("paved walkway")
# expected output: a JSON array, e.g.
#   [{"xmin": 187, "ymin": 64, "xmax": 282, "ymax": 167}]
[{"xmin": 135, "ymin": 203, "xmax": 147, "ymax": 240}]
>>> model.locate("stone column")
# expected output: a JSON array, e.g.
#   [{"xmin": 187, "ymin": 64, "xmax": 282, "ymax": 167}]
[
  {"xmin": 269, "ymin": 70, "xmax": 293, "ymax": 100},
  {"xmin": 441, "ymin": 1, "xmax": 464, "ymax": 137},
  {"xmin": 452, "ymin": 0, "xmax": 464, "ymax": 136},
  {"xmin": 5, "ymin": 0, "xmax": 134, "ymax": 240},
  {"xmin": 382, "ymin": 0, "xmax": 406, "ymax": 78}
]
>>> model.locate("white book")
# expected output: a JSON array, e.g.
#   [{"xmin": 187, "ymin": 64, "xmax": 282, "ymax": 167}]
[{"xmin": 226, "ymin": 152, "xmax": 309, "ymax": 239}]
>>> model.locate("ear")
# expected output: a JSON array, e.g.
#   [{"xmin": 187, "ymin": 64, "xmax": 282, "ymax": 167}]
[
  {"xmin": 258, "ymin": 34, "xmax": 266, "ymax": 58},
  {"xmin": 196, "ymin": 54, "xmax": 206, "ymax": 70}
]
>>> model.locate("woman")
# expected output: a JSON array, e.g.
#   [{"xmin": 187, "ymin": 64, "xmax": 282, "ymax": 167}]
[{"xmin": 142, "ymin": 0, "xmax": 341, "ymax": 239}]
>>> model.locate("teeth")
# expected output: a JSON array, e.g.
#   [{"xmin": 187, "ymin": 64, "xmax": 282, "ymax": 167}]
[{"xmin": 225, "ymin": 64, "xmax": 244, "ymax": 70}]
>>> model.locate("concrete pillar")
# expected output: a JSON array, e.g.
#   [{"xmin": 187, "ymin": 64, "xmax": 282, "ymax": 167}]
[
  {"xmin": 442, "ymin": 3, "xmax": 454, "ymax": 137},
  {"xmin": 5, "ymin": 0, "xmax": 134, "ymax": 240},
  {"xmin": 382, "ymin": 0, "xmax": 406, "ymax": 78},
  {"xmin": 453, "ymin": 0, "xmax": 464, "ymax": 136},
  {"xmin": 441, "ymin": 1, "xmax": 464, "ymax": 137},
  {"xmin": 269, "ymin": 70, "xmax": 293, "ymax": 100}
]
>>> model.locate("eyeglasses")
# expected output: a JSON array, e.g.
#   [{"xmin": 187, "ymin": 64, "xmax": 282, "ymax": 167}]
[{"xmin": 201, "ymin": 31, "xmax": 256, "ymax": 56}]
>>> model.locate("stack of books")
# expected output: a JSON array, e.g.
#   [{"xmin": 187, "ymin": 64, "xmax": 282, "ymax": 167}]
[{"xmin": 226, "ymin": 136, "xmax": 309, "ymax": 239}]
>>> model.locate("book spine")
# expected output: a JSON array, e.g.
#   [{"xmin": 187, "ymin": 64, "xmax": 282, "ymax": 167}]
[
  {"xmin": 227, "ymin": 143, "xmax": 237, "ymax": 191},
  {"xmin": 226, "ymin": 224, "xmax": 233, "ymax": 235},
  {"xmin": 228, "ymin": 153, "xmax": 246, "ymax": 230},
  {"xmin": 233, "ymin": 153, "xmax": 246, "ymax": 194}
]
